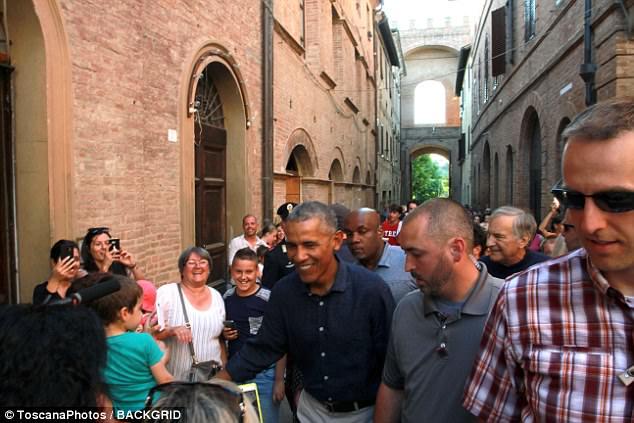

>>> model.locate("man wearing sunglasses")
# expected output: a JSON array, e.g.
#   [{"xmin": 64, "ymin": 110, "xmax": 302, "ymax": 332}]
[{"xmin": 464, "ymin": 97, "xmax": 634, "ymax": 422}]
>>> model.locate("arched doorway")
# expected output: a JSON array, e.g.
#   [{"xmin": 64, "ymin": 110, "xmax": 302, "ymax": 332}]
[
  {"xmin": 286, "ymin": 144, "xmax": 314, "ymax": 204},
  {"xmin": 328, "ymin": 159, "xmax": 344, "ymax": 204},
  {"xmin": 3, "ymin": 0, "xmax": 73, "ymax": 303},
  {"xmin": 409, "ymin": 146, "xmax": 450, "ymax": 203},
  {"xmin": 555, "ymin": 117, "xmax": 571, "ymax": 182},
  {"xmin": 505, "ymin": 145, "xmax": 514, "ymax": 204},
  {"xmin": 493, "ymin": 153, "xmax": 499, "ymax": 208},
  {"xmin": 482, "ymin": 142, "xmax": 491, "ymax": 208},
  {"xmin": 527, "ymin": 113, "xmax": 542, "ymax": 219},
  {"xmin": 183, "ymin": 47, "xmax": 250, "ymax": 291},
  {"xmin": 194, "ymin": 68, "xmax": 227, "ymax": 289}
]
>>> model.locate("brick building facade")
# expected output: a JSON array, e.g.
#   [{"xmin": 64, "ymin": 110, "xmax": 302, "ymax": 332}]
[
  {"xmin": 391, "ymin": 4, "xmax": 477, "ymax": 203},
  {"xmin": 2, "ymin": 0, "xmax": 400, "ymax": 303},
  {"xmin": 464, "ymin": 0, "xmax": 634, "ymax": 219},
  {"xmin": 273, "ymin": 0, "xmax": 380, "ymax": 210}
]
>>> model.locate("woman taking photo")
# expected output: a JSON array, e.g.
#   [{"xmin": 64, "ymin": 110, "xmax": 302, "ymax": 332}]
[
  {"xmin": 33, "ymin": 240, "xmax": 82, "ymax": 305},
  {"xmin": 155, "ymin": 247, "xmax": 226, "ymax": 380},
  {"xmin": 81, "ymin": 227, "xmax": 145, "ymax": 280}
]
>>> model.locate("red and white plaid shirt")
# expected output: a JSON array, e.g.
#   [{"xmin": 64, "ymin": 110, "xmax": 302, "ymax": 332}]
[{"xmin": 463, "ymin": 249, "xmax": 634, "ymax": 422}]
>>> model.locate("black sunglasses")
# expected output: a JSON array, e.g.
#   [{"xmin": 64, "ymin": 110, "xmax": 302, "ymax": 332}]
[
  {"xmin": 87, "ymin": 227, "xmax": 110, "ymax": 235},
  {"xmin": 551, "ymin": 188, "xmax": 634, "ymax": 213},
  {"xmin": 144, "ymin": 381, "xmax": 245, "ymax": 422}
]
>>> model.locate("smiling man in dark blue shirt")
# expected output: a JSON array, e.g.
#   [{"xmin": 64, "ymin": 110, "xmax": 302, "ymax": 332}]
[{"xmin": 218, "ymin": 201, "xmax": 395, "ymax": 422}]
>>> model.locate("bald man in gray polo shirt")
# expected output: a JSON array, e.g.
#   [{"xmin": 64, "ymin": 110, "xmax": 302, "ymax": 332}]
[{"xmin": 375, "ymin": 198, "xmax": 503, "ymax": 423}]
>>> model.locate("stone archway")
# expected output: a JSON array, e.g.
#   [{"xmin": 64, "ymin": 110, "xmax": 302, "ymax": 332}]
[
  {"xmin": 400, "ymin": 127, "xmax": 461, "ymax": 202},
  {"xmin": 180, "ymin": 44, "xmax": 250, "ymax": 288},
  {"xmin": 519, "ymin": 106, "xmax": 542, "ymax": 219},
  {"xmin": 408, "ymin": 145, "xmax": 451, "ymax": 203},
  {"xmin": 7, "ymin": 0, "xmax": 74, "ymax": 302}
]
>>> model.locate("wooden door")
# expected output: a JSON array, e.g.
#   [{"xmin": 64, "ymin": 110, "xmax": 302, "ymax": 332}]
[
  {"xmin": 0, "ymin": 65, "xmax": 14, "ymax": 304},
  {"xmin": 194, "ymin": 70, "xmax": 227, "ymax": 291},
  {"xmin": 286, "ymin": 174, "xmax": 300, "ymax": 203}
]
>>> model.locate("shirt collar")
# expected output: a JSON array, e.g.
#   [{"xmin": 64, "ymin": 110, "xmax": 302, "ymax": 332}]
[
  {"xmin": 421, "ymin": 262, "xmax": 499, "ymax": 317},
  {"xmin": 586, "ymin": 252, "xmax": 611, "ymax": 295},
  {"xmin": 376, "ymin": 242, "xmax": 391, "ymax": 268},
  {"xmin": 301, "ymin": 256, "xmax": 347, "ymax": 296},
  {"xmin": 584, "ymin": 249, "xmax": 632, "ymax": 307}
]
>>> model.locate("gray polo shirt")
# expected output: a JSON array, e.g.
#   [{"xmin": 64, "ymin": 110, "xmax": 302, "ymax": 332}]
[
  {"xmin": 372, "ymin": 242, "xmax": 417, "ymax": 303},
  {"xmin": 382, "ymin": 263, "xmax": 503, "ymax": 423}
]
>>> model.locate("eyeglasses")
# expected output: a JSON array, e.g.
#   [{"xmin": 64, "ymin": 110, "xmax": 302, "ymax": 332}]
[
  {"xmin": 186, "ymin": 260, "xmax": 210, "ymax": 268},
  {"xmin": 87, "ymin": 227, "xmax": 110, "ymax": 236},
  {"xmin": 551, "ymin": 188, "xmax": 634, "ymax": 213},
  {"xmin": 145, "ymin": 381, "xmax": 245, "ymax": 422}
]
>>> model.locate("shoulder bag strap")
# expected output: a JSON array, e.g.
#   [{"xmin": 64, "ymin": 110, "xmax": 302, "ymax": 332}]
[{"xmin": 177, "ymin": 284, "xmax": 198, "ymax": 364}]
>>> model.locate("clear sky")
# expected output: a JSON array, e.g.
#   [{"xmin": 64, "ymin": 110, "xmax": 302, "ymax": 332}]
[{"xmin": 383, "ymin": 0, "xmax": 484, "ymax": 29}]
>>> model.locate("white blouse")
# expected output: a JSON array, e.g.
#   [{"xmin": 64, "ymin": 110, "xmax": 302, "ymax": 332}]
[{"xmin": 156, "ymin": 282, "xmax": 225, "ymax": 380}]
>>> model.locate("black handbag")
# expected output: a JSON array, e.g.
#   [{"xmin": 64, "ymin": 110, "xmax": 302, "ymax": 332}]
[{"xmin": 177, "ymin": 284, "xmax": 222, "ymax": 382}]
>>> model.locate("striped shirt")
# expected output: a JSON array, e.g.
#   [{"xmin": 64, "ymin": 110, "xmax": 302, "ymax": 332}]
[
  {"xmin": 463, "ymin": 248, "xmax": 634, "ymax": 422},
  {"xmin": 156, "ymin": 283, "xmax": 225, "ymax": 380}
]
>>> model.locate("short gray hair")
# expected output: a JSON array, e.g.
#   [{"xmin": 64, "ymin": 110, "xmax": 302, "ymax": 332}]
[
  {"xmin": 178, "ymin": 246, "xmax": 212, "ymax": 274},
  {"xmin": 287, "ymin": 201, "xmax": 337, "ymax": 233},
  {"xmin": 490, "ymin": 206, "xmax": 537, "ymax": 241},
  {"xmin": 149, "ymin": 379, "xmax": 259, "ymax": 422}
]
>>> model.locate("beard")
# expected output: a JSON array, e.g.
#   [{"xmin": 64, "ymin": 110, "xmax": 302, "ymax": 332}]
[{"xmin": 412, "ymin": 255, "xmax": 454, "ymax": 297}]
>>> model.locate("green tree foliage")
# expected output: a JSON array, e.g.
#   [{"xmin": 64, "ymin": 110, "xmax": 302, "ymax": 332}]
[{"xmin": 411, "ymin": 154, "xmax": 449, "ymax": 202}]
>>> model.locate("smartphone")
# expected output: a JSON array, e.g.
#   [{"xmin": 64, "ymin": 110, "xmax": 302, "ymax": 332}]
[
  {"xmin": 239, "ymin": 383, "xmax": 263, "ymax": 423},
  {"xmin": 223, "ymin": 320, "xmax": 236, "ymax": 330},
  {"xmin": 60, "ymin": 245, "xmax": 75, "ymax": 262},
  {"xmin": 108, "ymin": 238, "xmax": 121, "ymax": 252}
]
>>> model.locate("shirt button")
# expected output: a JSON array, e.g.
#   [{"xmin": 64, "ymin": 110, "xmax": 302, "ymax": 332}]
[
  {"xmin": 442, "ymin": 324, "xmax": 447, "ymax": 329},
  {"xmin": 324, "ymin": 376, "xmax": 329, "ymax": 380},
  {"xmin": 319, "ymin": 301, "xmax": 324, "ymax": 306},
  {"xmin": 328, "ymin": 397, "xmax": 333, "ymax": 401},
  {"xmin": 319, "ymin": 326, "xmax": 324, "ymax": 332},
  {"xmin": 440, "ymin": 342, "xmax": 446, "ymax": 349},
  {"xmin": 321, "ymin": 352, "xmax": 326, "ymax": 357}
]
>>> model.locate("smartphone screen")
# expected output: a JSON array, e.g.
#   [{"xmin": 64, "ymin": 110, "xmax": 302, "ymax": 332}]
[
  {"xmin": 108, "ymin": 238, "xmax": 121, "ymax": 252},
  {"xmin": 223, "ymin": 320, "xmax": 236, "ymax": 330}
]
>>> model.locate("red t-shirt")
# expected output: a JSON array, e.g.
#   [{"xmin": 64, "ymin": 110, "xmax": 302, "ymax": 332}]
[{"xmin": 382, "ymin": 220, "xmax": 402, "ymax": 246}]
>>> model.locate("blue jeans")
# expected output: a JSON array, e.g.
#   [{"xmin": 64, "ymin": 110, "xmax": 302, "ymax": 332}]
[{"xmin": 251, "ymin": 366, "xmax": 279, "ymax": 423}]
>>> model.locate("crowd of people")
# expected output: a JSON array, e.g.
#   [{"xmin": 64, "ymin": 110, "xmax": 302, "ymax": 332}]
[{"xmin": 1, "ymin": 97, "xmax": 633, "ymax": 422}]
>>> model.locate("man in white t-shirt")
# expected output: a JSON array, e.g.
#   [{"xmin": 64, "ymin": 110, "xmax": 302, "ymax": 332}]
[{"xmin": 227, "ymin": 215, "xmax": 267, "ymax": 266}]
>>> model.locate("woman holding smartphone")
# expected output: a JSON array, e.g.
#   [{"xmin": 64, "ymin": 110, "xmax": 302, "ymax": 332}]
[
  {"xmin": 80, "ymin": 227, "xmax": 145, "ymax": 280},
  {"xmin": 32, "ymin": 240, "xmax": 82, "ymax": 305}
]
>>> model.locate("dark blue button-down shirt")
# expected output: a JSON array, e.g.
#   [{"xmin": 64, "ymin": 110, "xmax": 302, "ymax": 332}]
[{"xmin": 225, "ymin": 260, "xmax": 395, "ymax": 403}]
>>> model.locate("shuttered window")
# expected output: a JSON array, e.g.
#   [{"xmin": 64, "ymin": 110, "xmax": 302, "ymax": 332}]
[
  {"xmin": 491, "ymin": 6, "xmax": 506, "ymax": 76},
  {"xmin": 524, "ymin": 0, "xmax": 536, "ymax": 41}
]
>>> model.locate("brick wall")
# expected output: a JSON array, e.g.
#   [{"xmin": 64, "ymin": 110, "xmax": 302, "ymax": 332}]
[
  {"xmin": 60, "ymin": 0, "xmax": 263, "ymax": 283},
  {"xmin": 272, "ymin": 0, "xmax": 379, "ymax": 210},
  {"xmin": 467, "ymin": 0, "xmax": 634, "ymax": 217}
]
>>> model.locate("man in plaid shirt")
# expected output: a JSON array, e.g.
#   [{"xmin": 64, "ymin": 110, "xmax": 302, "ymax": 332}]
[{"xmin": 463, "ymin": 97, "xmax": 634, "ymax": 421}]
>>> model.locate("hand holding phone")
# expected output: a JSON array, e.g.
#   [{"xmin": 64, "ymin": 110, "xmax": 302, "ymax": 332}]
[{"xmin": 223, "ymin": 320, "xmax": 238, "ymax": 341}]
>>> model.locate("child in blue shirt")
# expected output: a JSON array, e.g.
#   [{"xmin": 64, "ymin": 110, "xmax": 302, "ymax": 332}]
[
  {"xmin": 223, "ymin": 248, "xmax": 285, "ymax": 423},
  {"xmin": 89, "ymin": 274, "xmax": 173, "ymax": 413}
]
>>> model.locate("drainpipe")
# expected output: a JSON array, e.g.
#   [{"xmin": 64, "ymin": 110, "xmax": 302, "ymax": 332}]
[
  {"xmin": 262, "ymin": 0, "xmax": 274, "ymax": 219},
  {"xmin": 373, "ymin": 11, "xmax": 380, "ymax": 209},
  {"xmin": 580, "ymin": 0, "xmax": 597, "ymax": 106}
]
